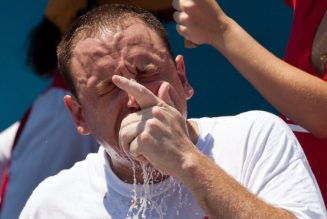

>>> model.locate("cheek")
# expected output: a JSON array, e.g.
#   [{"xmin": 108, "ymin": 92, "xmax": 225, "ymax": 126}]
[
  {"xmin": 140, "ymin": 80, "xmax": 162, "ymax": 93},
  {"xmin": 147, "ymin": 80, "xmax": 187, "ymax": 115},
  {"xmin": 85, "ymin": 94, "xmax": 125, "ymax": 137}
]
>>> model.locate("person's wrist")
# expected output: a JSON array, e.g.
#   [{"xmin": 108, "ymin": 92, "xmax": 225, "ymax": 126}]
[
  {"xmin": 209, "ymin": 16, "xmax": 235, "ymax": 49},
  {"xmin": 178, "ymin": 149, "xmax": 205, "ymax": 182}
]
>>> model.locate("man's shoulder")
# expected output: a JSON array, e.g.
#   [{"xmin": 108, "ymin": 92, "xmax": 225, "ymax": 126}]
[
  {"xmin": 194, "ymin": 110, "xmax": 288, "ymax": 131},
  {"xmin": 40, "ymin": 150, "xmax": 99, "ymax": 188},
  {"xmin": 235, "ymin": 110, "xmax": 295, "ymax": 138},
  {"xmin": 20, "ymin": 151, "xmax": 101, "ymax": 217},
  {"xmin": 193, "ymin": 110, "xmax": 299, "ymax": 155},
  {"xmin": 236, "ymin": 110, "xmax": 291, "ymax": 130},
  {"xmin": 228, "ymin": 110, "xmax": 282, "ymax": 123},
  {"xmin": 217, "ymin": 111, "xmax": 303, "ymax": 162},
  {"xmin": 219, "ymin": 110, "xmax": 297, "ymax": 146}
]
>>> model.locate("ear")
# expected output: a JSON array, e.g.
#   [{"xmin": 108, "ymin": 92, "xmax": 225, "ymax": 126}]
[
  {"xmin": 175, "ymin": 55, "xmax": 194, "ymax": 100},
  {"xmin": 64, "ymin": 95, "xmax": 91, "ymax": 135}
]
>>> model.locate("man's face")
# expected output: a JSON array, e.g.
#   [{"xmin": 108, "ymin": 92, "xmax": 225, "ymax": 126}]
[{"xmin": 67, "ymin": 22, "xmax": 193, "ymax": 161}]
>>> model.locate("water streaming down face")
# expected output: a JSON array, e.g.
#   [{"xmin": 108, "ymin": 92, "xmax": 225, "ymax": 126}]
[
  {"xmin": 84, "ymin": 17, "xmax": 197, "ymax": 217},
  {"xmin": 102, "ymin": 149, "xmax": 204, "ymax": 218},
  {"xmin": 66, "ymin": 7, "xmax": 203, "ymax": 216},
  {"xmin": 126, "ymin": 159, "xmax": 188, "ymax": 218}
]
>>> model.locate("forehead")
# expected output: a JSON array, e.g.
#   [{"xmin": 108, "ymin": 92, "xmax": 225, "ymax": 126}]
[{"xmin": 71, "ymin": 22, "xmax": 171, "ymax": 80}]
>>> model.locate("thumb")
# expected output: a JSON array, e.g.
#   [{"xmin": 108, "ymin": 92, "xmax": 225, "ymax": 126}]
[{"xmin": 157, "ymin": 82, "xmax": 175, "ymax": 108}]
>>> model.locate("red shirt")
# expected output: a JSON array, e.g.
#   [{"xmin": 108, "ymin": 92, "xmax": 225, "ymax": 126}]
[{"xmin": 283, "ymin": 0, "xmax": 327, "ymax": 205}]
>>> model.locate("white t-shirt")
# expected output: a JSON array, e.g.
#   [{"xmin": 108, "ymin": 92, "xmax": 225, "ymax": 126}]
[
  {"xmin": 0, "ymin": 88, "xmax": 99, "ymax": 219},
  {"xmin": 19, "ymin": 111, "xmax": 327, "ymax": 219}
]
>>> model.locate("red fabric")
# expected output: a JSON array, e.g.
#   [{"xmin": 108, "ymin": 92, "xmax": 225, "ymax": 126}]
[
  {"xmin": 284, "ymin": 0, "xmax": 327, "ymax": 78},
  {"xmin": 0, "ymin": 73, "xmax": 67, "ymax": 209},
  {"xmin": 284, "ymin": 0, "xmax": 294, "ymax": 8},
  {"xmin": 51, "ymin": 72, "xmax": 68, "ymax": 90},
  {"xmin": 282, "ymin": 0, "xmax": 327, "ymax": 205},
  {"xmin": 0, "ymin": 108, "xmax": 31, "ymax": 209}
]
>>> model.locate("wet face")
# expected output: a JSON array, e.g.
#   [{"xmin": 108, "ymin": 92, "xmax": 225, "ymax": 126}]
[{"xmin": 67, "ymin": 22, "xmax": 193, "ymax": 163}]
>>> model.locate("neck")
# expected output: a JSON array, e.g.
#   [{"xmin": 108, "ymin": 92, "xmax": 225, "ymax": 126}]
[
  {"xmin": 187, "ymin": 119, "xmax": 199, "ymax": 145},
  {"xmin": 106, "ymin": 153, "xmax": 168, "ymax": 184}
]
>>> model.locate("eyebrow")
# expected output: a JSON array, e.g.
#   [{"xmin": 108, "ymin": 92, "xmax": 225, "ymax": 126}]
[
  {"xmin": 140, "ymin": 63, "xmax": 158, "ymax": 73},
  {"xmin": 95, "ymin": 63, "xmax": 158, "ymax": 94},
  {"xmin": 95, "ymin": 78, "xmax": 113, "ymax": 95}
]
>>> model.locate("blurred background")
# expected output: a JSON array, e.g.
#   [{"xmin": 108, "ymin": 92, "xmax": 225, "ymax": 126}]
[{"xmin": 0, "ymin": 0, "xmax": 292, "ymax": 131}]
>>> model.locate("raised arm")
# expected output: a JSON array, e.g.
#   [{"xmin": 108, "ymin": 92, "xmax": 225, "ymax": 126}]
[
  {"xmin": 112, "ymin": 75, "xmax": 296, "ymax": 219},
  {"xmin": 173, "ymin": 0, "xmax": 327, "ymax": 138}
]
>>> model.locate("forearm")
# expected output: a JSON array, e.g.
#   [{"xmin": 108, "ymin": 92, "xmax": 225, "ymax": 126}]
[
  {"xmin": 213, "ymin": 18, "xmax": 327, "ymax": 137},
  {"xmin": 178, "ymin": 149, "xmax": 295, "ymax": 219}
]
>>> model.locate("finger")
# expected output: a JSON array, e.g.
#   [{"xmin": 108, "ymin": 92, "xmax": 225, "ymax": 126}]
[
  {"xmin": 173, "ymin": 11, "xmax": 189, "ymax": 25},
  {"xmin": 176, "ymin": 24, "xmax": 188, "ymax": 38},
  {"xmin": 172, "ymin": 0, "xmax": 181, "ymax": 11},
  {"xmin": 120, "ymin": 107, "xmax": 153, "ymax": 130},
  {"xmin": 119, "ymin": 120, "xmax": 142, "ymax": 156},
  {"xmin": 126, "ymin": 138, "xmax": 147, "ymax": 163},
  {"xmin": 157, "ymin": 82, "xmax": 175, "ymax": 108},
  {"xmin": 112, "ymin": 75, "xmax": 161, "ymax": 109},
  {"xmin": 129, "ymin": 132, "xmax": 156, "ymax": 160}
]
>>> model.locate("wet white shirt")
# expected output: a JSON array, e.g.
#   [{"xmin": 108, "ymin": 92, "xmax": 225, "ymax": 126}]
[{"xmin": 20, "ymin": 111, "xmax": 327, "ymax": 219}]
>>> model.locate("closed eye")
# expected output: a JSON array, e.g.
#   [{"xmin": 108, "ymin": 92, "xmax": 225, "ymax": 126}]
[
  {"xmin": 137, "ymin": 63, "xmax": 159, "ymax": 81},
  {"xmin": 96, "ymin": 79, "xmax": 117, "ymax": 97},
  {"xmin": 98, "ymin": 86, "xmax": 116, "ymax": 97}
]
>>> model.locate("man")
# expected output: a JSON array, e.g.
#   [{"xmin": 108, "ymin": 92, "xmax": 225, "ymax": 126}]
[
  {"xmin": 20, "ymin": 4, "xmax": 326, "ymax": 219},
  {"xmin": 1, "ymin": 1, "xmax": 173, "ymax": 218}
]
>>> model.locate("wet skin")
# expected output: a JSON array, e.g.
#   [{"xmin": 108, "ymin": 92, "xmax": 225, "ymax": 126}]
[{"xmin": 67, "ymin": 21, "xmax": 195, "ymax": 183}]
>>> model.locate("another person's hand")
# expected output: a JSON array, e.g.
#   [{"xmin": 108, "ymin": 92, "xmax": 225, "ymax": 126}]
[
  {"xmin": 113, "ymin": 75, "xmax": 196, "ymax": 176},
  {"xmin": 172, "ymin": 0, "xmax": 229, "ymax": 46}
]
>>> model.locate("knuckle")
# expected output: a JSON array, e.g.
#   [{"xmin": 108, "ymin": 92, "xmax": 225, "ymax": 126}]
[
  {"xmin": 182, "ymin": 2, "xmax": 195, "ymax": 12},
  {"xmin": 119, "ymin": 133, "xmax": 128, "ymax": 149},
  {"xmin": 172, "ymin": 0, "xmax": 179, "ymax": 10},
  {"xmin": 181, "ymin": 12, "xmax": 189, "ymax": 22},
  {"xmin": 120, "ymin": 119, "xmax": 127, "ymax": 128},
  {"xmin": 119, "ymin": 129, "xmax": 128, "ymax": 140},
  {"xmin": 174, "ymin": 11, "xmax": 189, "ymax": 25},
  {"xmin": 152, "ymin": 106, "xmax": 166, "ymax": 119},
  {"xmin": 161, "ymin": 81, "xmax": 171, "ymax": 89},
  {"xmin": 138, "ymin": 84, "xmax": 146, "ymax": 93},
  {"xmin": 121, "ymin": 114, "xmax": 132, "ymax": 127},
  {"xmin": 152, "ymin": 105, "xmax": 162, "ymax": 114},
  {"xmin": 140, "ymin": 132, "xmax": 151, "ymax": 143},
  {"xmin": 177, "ymin": 25, "xmax": 188, "ymax": 36},
  {"xmin": 146, "ymin": 118, "xmax": 159, "ymax": 130}
]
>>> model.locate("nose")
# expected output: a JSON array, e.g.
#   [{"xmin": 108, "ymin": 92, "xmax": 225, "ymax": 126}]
[{"xmin": 126, "ymin": 94, "xmax": 141, "ymax": 111}]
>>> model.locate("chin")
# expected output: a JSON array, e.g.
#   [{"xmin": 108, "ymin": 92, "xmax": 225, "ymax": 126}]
[{"xmin": 133, "ymin": 161, "xmax": 169, "ymax": 184}]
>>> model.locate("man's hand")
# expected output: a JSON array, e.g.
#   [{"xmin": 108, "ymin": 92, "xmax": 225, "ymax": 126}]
[
  {"xmin": 112, "ymin": 76, "xmax": 298, "ymax": 219},
  {"xmin": 112, "ymin": 75, "xmax": 196, "ymax": 176},
  {"xmin": 172, "ymin": 0, "xmax": 229, "ymax": 46}
]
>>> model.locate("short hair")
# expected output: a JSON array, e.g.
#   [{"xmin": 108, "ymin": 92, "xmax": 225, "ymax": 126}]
[{"xmin": 57, "ymin": 3, "xmax": 174, "ymax": 97}]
